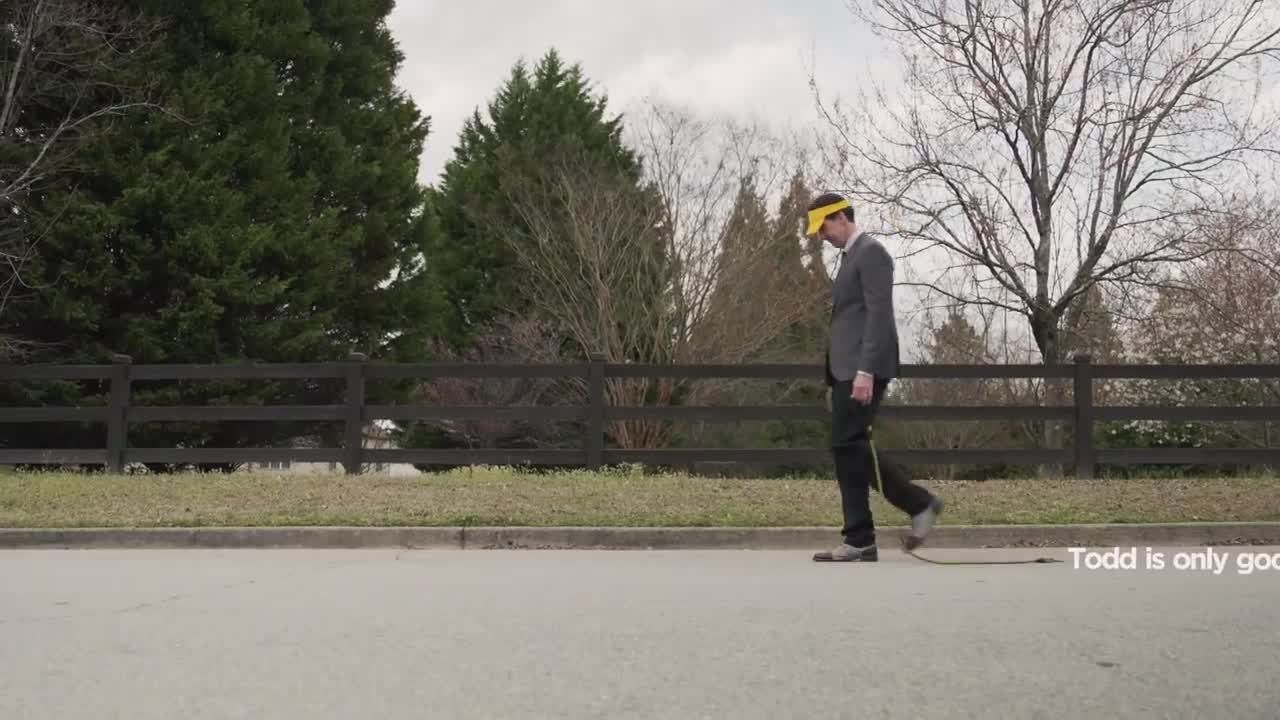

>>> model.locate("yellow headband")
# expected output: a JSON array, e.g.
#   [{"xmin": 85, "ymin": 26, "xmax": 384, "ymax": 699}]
[{"xmin": 806, "ymin": 198, "xmax": 850, "ymax": 236}]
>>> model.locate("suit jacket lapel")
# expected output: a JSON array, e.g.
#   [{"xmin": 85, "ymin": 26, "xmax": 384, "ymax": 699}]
[
  {"xmin": 835, "ymin": 232, "xmax": 867, "ymax": 287},
  {"xmin": 848, "ymin": 232, "xmax": 868, "ymax": 259}
]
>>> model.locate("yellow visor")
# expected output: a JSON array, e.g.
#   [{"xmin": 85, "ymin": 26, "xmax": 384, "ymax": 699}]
[{"xmin": 806, "ymin": 198, "xmax": 850, "ymax": 236}]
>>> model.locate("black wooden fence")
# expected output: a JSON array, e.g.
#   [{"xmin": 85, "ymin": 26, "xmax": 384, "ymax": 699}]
[{"xmin": 3, "ymin": 353, "xmax": 1279, "ymax": 476}]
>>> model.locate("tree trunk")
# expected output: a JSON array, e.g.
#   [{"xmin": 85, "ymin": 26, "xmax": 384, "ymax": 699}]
[{"xmin": 1031, "ymin": 308, "xmax": 1067, "ymax": 479}]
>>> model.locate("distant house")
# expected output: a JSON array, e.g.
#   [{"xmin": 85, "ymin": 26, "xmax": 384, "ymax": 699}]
[{"xmin": 244, "ymin": 421, "xmax": 419, "ymax": 477}]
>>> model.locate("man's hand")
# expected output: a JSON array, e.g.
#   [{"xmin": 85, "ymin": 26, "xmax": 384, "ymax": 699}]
[{"xmin": 852, "ymin": 371, "xmax": 874, "ymax": 404}]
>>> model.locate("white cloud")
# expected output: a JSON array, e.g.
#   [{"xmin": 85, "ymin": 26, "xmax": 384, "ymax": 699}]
[
  {"xmin": 380, "ymin": 3, "xmax": 1276, "ymax": 363},
  {"xmin": 385, "ymin": 1, "xmax": 895, "ymax": 185},
  {"xmin": 382, "ymin": 2, "xmax": 927, "ymax": 349}
]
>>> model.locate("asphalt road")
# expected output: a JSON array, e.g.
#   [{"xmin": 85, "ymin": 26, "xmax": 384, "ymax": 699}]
[{"xmin": 2, "ymin": 546, "xmax": 1278, "ymax": 719}]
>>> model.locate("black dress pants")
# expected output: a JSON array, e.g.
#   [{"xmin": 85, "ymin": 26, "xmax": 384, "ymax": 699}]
[{"xmin": 830, "ymin": 377, "xmax": 934, "ymax": 547}]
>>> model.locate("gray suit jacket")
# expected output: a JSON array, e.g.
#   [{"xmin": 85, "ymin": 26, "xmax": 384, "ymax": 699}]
[{"xmin": 826, "ymin": 232, "xmax": 901, "ymax": 384}]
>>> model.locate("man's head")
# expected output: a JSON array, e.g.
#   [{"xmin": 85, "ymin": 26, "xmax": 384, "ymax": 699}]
[{"xmin": 806, "ymin": 192, "xmax": 857, "ymax": 248}]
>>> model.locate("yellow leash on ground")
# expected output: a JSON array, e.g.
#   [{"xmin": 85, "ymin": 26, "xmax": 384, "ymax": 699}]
[{"xmin": 868, "ymin": 426, "xmax": 1062, "ymax": 565}]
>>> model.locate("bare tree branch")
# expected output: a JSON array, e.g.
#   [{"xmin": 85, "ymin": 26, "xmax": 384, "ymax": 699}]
[
  {"xmin": 406, "ymin": 316, "xmax": 584, "ymax": 453},
  {"xmin": 1, "ymin": 0, "xmax": 161, "ymax": 358},
  {"xmin": 819, "ymin": 0, "xmax": 1280, "ymax": 366},
  {"xmin": 1121, "ymin": 195, "xmax": 1280, "ymax": 454},
  {"xmin": 480, "ymin": 107, "xmax": 827, "ymax": 449}
]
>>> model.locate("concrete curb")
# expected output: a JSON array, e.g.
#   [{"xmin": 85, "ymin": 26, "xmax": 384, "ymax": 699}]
[{"xmin": 3, "ymin": 522, "xmax": 1280, "ymax": 549}]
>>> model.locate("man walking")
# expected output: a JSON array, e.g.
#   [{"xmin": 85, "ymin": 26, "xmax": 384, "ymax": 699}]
[{"xmin": 806, "ymin": 193, "xmax": 943, "ymax": 562}]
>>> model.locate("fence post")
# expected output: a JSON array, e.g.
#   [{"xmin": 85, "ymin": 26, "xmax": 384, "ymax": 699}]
[
  {"xmin": 1073, "ymin": 354, "xmax": 1094, "ymax": 479},
  {"xmin": 586, "ymin": 353, "xmax": 606, "ymax": 469},
  {"xmin": 343, "ymin": 352, "xmax": 368, "ymax": 475},
  {"xmin": 107, "ymin": 354, "xmax": 132, "ymax": 474}
]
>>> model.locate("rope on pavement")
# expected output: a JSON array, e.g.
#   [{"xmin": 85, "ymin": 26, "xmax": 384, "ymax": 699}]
[
  {"xmin": 901, "ymin": 540, "xmax": 1063, "ymax": 565},
  {"xmin": 871, "ymin": 429, "xmax": 1063, "ymax": 565}
]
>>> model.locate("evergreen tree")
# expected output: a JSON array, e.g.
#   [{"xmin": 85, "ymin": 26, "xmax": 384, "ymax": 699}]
[
  {"xmin": 926, "ymin": 308, "xmax": 989, "ymax": 364},
  {"xmin": 890, "ymin": 307, "xmax": 1015, "ymax": 479},
  {"xmin": 770, "ymin": 169, "xmax": 828, "ymax": 359},
  {"xmin": 1, "ymin": 0, "xmax": 441, "ymax": 465},
  {"xmin": 702, "ymin": 176, "xmax": 773, "ymax": 345},
  {"xmin": 1060, "ymin": 284, "xmax": 1125, "ymax": 363},
  {"xmin": 1, "ymin": 2, "xmax": 160, "ymax": 360},
  {"xmin": 429, "ymin": 48, "xmax": 641, "ymax": 348}
]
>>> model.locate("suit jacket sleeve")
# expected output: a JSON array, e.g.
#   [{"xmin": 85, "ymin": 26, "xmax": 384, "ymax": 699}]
[{"xmin": 857, "ymin": 242, "xmax": 895, "ymax": 376}]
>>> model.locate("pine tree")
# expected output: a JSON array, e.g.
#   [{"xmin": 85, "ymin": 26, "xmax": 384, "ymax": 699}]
[
  {"xmin": 0, "ymin": 0, "xmax": 441, "ymax": 465},
  {"xmin": 771, "ymin": 169, "xmax": 828, "ymax": 359},
  {"xmin": 1061, "ymin": 284, "xmax": 1124, "ymax": 363},
  {"xmin": 702, "ymin": 176, "xmax": 773, "ymax": 344},
  {"xmin": 890, "ymin": 307, "xmax": 1014, "ymax": 479},
  {"xmin": 429, "ymin": 48, "xmax": 641, "ymax": 348}
]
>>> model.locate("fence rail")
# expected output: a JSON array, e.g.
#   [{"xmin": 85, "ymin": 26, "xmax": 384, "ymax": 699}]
[{"xmin": 3, "ymin": 353, "xmax": 1280, "ymax": 476}]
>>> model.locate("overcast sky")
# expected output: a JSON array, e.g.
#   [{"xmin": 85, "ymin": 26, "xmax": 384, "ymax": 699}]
[
  {"xmin": 383, "ymin": 2, "xmax": 966, "ymax": 358},
  {"xmin": 382, "ymin": 3, "xmax": 1280, "ymax": 361},
  {"xmin": 386, "ymin": 1, "xmax": 897, "ymax": 186}
]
